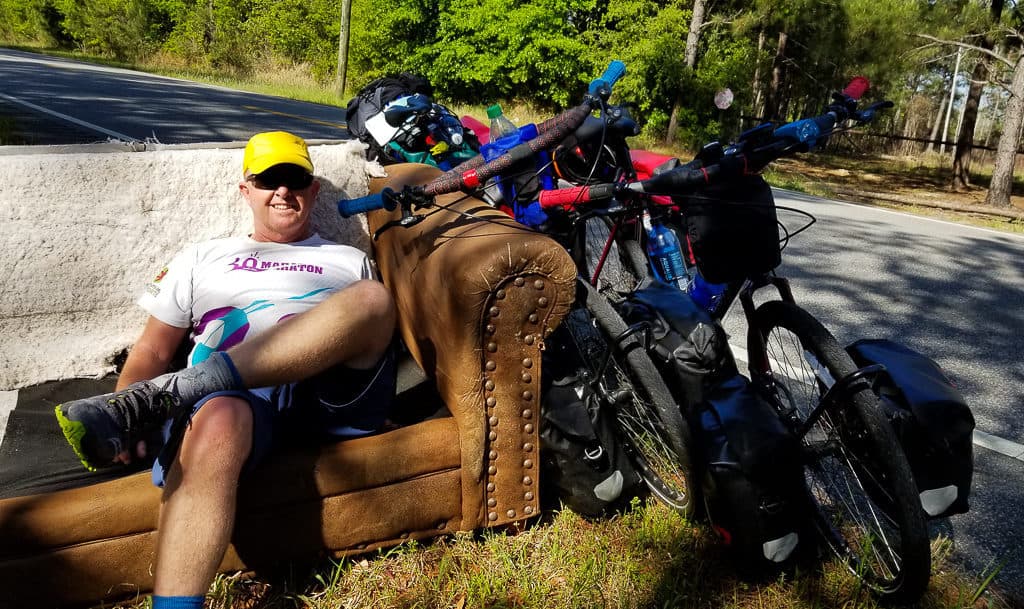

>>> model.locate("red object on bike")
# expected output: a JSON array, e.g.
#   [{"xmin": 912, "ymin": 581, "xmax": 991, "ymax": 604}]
[
  {"xmin": 630, "ymin": 150, "xmax": 679, "ymax": 208},
  {"xmin": 630, "ymin": 150, "xmax": 677, "ymax": 180},
  {"xmin": 461, "ymin": 114, "xmax": 490, "ymax": 143},
  {"xmin": 538, "ymin": 183, "xmax": 616, "ymax": 210},
  {"xmin": 842, "ymin": 77, "xmax": 870, "ymax": 100},
  {"xmin": 461, "ymin": 168, "xmax": 481, "ymax": 189}
]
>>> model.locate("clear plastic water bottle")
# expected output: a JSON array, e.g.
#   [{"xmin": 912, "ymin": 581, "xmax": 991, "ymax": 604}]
[
  {"xmin": 486, "ymin": 104, "xmax": 518, "ymax": 142},
  {"xmin": 689, "ymin": 270, "xmax": 728, "ymax": 312},
  {"xmin": 642, "ymin": 211, "xmax": 688, "ymax": 289}
]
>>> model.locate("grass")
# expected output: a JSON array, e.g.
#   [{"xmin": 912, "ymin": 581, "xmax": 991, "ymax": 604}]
[{"xmin": 100, "ymin": 498, "xmax": 1012, "ymax": 609}]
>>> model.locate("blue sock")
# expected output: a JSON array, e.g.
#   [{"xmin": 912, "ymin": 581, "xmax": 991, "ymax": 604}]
[{"xmin": 151, "ymin": 595, "xmax": 204, "ymax": 609}]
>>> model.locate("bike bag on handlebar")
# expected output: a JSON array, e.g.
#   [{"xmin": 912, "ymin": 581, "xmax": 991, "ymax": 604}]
[
  {"xmin": 673, "ymin": 174, "xmax": 781, "ymax": 284},
  {"xmin": 846, "ymin": 339, "xmax": 974, "ymax": 518}
]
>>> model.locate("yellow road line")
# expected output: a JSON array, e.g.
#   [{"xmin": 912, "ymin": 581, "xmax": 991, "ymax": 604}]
[{"xmin": 243, "ymin": 105, "xmax": 347, "ymax": 129}]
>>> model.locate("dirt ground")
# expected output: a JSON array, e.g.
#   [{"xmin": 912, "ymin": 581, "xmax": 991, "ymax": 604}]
[{"xmin": 770, "ymin": 154, "xmax": 1024, "ymax": 226}]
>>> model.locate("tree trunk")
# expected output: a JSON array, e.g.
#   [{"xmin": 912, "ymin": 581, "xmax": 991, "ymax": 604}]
[
  {"xmin": 952, "ymin": 0, "xmax": 1003, "ymax": 189},
  {"xmin": 336, "ymin": 0, "xmax": 353, "ymax": 95},
  {"xmin": 765, "ymin": 31, "xmax": 788, "ymax": 121},
  {"xmin": 665, "ymin": 0, "xmax": 708, "ymax": 145},
  {"xmin": 925, "ymin": 92, "xmax": 946, "ymax": 154},
  {"xmin": 751, "ymin": 29, "xmax": 766, "ymax": 122},
  {"xmin": 985, "ymin": 53, "xmax": 1024, "ymax": 208},
  {"xmin": 952, "ymin": 58, "xmax": 986, "ymax": 189},
  {"xmin": 684, "ymin": 0, "xmax": 705, "ymax": 68},
  {"xmin": 940, "ymin": 48, "xmax": 961, "ymax": 155}
]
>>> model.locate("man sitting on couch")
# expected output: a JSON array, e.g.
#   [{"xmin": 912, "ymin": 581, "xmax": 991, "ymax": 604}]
[{"xmin": 54, "ymin": 131, "xmax": 397, "ymax": 609}]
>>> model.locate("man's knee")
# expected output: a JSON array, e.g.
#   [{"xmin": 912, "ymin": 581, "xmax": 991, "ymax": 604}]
[
  {"xmin": 180, "ymin": 396, "xmax": 253, "ymax": 469},
  {"xmin": 334, "ymin": 280, "xmax": 396, "ymax": 351},
  {"xmin": 351, "ymin": 279, "xmax": 396, "ymax": 327}
]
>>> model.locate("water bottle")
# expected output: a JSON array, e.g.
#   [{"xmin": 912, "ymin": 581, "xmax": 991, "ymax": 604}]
[
  {"xmin": 642, "ymin": 211, "xmax": 688, "ymax": 289},
  {"xmin": 688, "ymin": 269, "xmax": 728, "ymax": 313},
  {"xmin": 486, "ymin": 104, "xmax": 518, "ymax": 141}
]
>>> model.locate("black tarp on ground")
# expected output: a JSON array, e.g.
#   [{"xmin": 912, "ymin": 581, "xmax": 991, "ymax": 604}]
[
  {"xmin": 0, "ymin": 355, "xmax": 437, "ymax": 500},
  {"xmin": 0, "ymin": 377, "xmax": 152, "ymax": 499}
]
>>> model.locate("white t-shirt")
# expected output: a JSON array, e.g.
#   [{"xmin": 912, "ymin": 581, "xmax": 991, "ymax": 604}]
[{"xmin": 139, "ymin": 234, "xmax": 373, "ymax": 367}]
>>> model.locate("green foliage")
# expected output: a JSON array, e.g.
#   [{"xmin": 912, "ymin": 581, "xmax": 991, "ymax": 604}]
[
  {"xmin": 346, "ymin": 0, "xmax": 440, "ymax": 92},
  {"xmin": 420, "ymin": 0, "xmax": 598, "ymax": 106},
  {"xmin": 0, "ymin": 0, "xmax": 1004, "ymax": 159}
]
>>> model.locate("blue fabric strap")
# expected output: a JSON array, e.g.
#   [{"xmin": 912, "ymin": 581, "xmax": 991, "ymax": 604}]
[
  {"xmin": 218, "ymin": 351, "xmax": 244, "ymax": 388},
  {"xmin": 151, "ymin": 595, "xmax": 205, "ymax": 609}
]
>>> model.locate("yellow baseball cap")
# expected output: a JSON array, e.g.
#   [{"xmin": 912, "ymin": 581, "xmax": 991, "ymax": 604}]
[{"xmin": 243, "ymin": 131, "xmax": 314, "ymax": 176}]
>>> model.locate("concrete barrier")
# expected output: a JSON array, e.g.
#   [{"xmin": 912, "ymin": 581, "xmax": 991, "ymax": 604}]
[{"xmin": 0, "ymin": 140, "xmax": 383, "ymax": 390}]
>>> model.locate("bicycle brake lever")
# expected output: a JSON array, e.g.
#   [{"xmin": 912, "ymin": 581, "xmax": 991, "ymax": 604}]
[{"xmin": 371, "ymin": 214, "xmax": 425, "ymax": 241}]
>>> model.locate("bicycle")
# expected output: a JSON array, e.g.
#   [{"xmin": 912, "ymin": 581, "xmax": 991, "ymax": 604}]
[
  {"xmin": 340, "ymin": 65, "xmax": 929, "ymax": 602},
  {"xmin": 340, "ymin": 61, "xmax": 698, "ymax": 519},
  {"xmin": 520, "ymin": 81, "xmax": 930, "ymax": 602}
]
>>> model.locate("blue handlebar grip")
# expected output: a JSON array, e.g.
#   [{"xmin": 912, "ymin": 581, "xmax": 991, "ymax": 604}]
[
  {"xmin": 337, "ymin": 188, "xmax": 394, "ymax": 218},
  {"xmin": 588, "ymin": 60, "xmax": 626, "ymax": 95}
]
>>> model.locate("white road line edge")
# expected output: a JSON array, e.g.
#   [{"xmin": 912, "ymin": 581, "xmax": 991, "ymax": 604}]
[
  {"xmin": 0, "ymin": 91, "xmax": 138, "ymax": 142},
  {"xmin": 729, "ymin": 342, "xmax": 1024, "ymax": 463}
]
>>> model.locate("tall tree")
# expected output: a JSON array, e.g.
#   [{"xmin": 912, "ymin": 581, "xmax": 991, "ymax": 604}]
[
  {"xmin": 665, "ymin": 0, "xmax": 707, "ymax": 145},
  {"xmin": 985, "ymin": 48, "xmax": 1024, "ymax": 207},
  {"xmin": 952, "ymin": 0, "xmax": 1004, "ymax": 190}
]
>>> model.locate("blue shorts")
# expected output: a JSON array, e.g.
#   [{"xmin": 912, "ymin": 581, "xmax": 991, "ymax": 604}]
[{"xmin": 152, "ymin": 350, "xmax": 396, "ymax": 487}]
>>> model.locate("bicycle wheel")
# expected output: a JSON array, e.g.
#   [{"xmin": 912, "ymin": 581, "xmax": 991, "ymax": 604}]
[
  {"xmin": 577, "ymin": 215, "xmax": 649, "ymax": 297},
  {"xmin": 560, "ymin": 278, "xmax": 696, "ymax": 517},
  {"xmin": 746, "ymin": 300, "xmax": 930, "ymax": 602}
]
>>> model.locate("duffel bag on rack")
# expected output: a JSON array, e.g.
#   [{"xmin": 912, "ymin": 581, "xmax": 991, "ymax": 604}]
[
  {"xmin": 615, "ymin": 280, "xmax": 735, "ymax": 409},
  {"xmin": 696, "ymin": 374, "xmax": 808, "ymax": 572},
  {"xmin": 846, "ymin": 338, "xmax": 974, "ymax": 518}
]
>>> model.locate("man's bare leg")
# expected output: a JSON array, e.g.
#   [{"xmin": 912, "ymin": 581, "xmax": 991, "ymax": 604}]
[
  {"xmin": 228, "ymin": 278, "xmax": 396, "ymax": 386},
  {"xmin": 153, "ymin": 396, "xmax": 252, "ymax": 596}
]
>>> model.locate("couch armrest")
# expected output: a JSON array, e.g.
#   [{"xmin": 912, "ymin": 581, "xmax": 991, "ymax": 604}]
[{"xmin": 367, "ymin": 163, "xmax": 577, "ymax": 529}]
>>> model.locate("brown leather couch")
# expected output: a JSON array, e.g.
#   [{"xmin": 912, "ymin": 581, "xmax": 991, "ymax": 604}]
[{"xmin": 0, "ymin": 163, "xmax": 577, "ymax": 608}]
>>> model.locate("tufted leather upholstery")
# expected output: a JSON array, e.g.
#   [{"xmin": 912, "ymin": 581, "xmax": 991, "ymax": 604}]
[{"xmin": 0, "ymin": 163, "xmax": 577, "ymax": 608}]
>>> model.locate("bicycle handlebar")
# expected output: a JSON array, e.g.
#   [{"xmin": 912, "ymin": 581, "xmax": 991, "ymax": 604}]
[
  {"xmin": 544, "ymin": 76, "xmax": 890, "ymax": 205},
  {"xmin": 537, "ymin": 183, "xmax": 618, "ymax": 210},
  {"xmin": 337, "ymin": 188, "xmax": 398, "ymax": 218},
  {"xmin": 337, "ymin": 60, "xmax": 627, "ymax": 216},
  {"xmin": 337, "ymin": 70, "xmax": 890, "ymax": 223}
]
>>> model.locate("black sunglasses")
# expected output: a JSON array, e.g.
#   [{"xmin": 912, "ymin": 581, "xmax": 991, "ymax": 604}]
[{"xmin": 248, "ymin": 165, "xmax": 314, "ymax": 191}]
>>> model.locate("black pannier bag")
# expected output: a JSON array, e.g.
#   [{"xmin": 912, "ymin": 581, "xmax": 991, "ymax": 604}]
[
  {"xmin": 846, "ymin": 339, "xmax": 974, "ymax": 518},
  {"xmin": 616, "ymin": 282, "xmax": 805, "ymax": 571},
  {"xmin": 539, "ymin": 327, "xmax": 643, "ymax": 518},
  {"xmin": 615, "ymin": 281, "xmax": 735, "ymax": 408},
  {"xmin": 696, "ymin": 374, "xmax": 808, "ymax": 572},
  {"xmin": 674, "ymin": 174, "xmax": 781, "ymax": 284}
]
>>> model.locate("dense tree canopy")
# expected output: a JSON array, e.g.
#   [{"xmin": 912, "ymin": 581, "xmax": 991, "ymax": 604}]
[{"xmin": 1, "ymin": 0, "xmax": 1022, "ymax": 201}]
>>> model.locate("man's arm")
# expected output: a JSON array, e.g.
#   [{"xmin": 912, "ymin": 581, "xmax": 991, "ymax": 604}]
[{"xmin": 116, "ymin": 316, "xmax": 189, "ymax": 390}]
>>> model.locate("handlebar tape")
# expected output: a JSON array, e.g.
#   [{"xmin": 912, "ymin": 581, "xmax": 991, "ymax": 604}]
[
  {"xmin": 337, "ymin": 188, "xmax": 396, "ymax": 218},
  {"xmin": 538, "ymin": 183, "xmax": 617, "ymax": 210},
  {"xmin": 427, "ymin": 63, "xmax": 623, "ymax": 196},
  {"xmin": 842, "ymin": 76, "xmax": 870, "ymax": 101},
  {"xmin": 423, "ymin": 102, "xmax": 594, "ymax": 197}
]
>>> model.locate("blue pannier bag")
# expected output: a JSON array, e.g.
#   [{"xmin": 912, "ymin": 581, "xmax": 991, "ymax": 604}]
[{"xmin": 846, "ymin": 339, "xmax": 974, "ymax": 518}]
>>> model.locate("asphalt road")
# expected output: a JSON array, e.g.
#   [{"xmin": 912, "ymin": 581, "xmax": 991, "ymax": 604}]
[
  {"xmin": 3, "ymin": 46, "xmax": 1023, "ymax": 603},
  {"xmin": 0, "ymin": 48, "xmax": 349, "ymax": 143}
]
